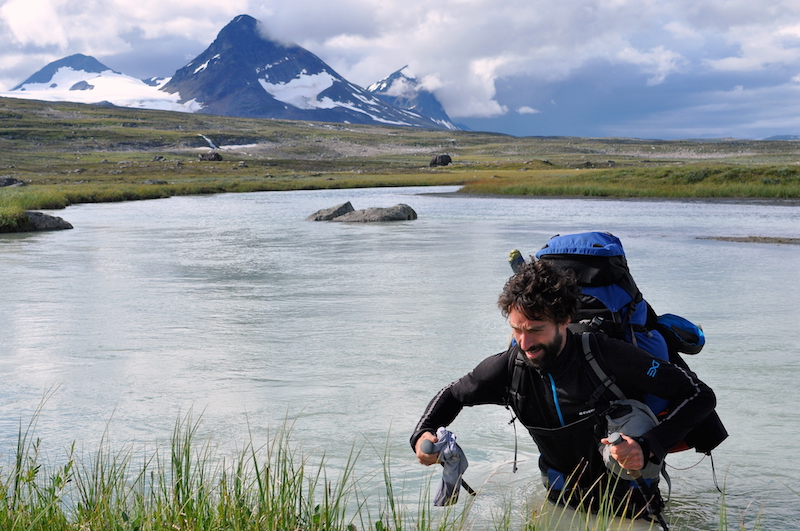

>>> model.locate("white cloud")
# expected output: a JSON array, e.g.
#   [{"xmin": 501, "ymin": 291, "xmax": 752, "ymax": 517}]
[
  {"xmin": 517, "ymin": 106, "xmax": 540, "ymax": 115},
  {"xmin": 706, "ymin": 23, "xmax": 800, "ymax": 71},
  {"xmin": 617, "ymin": 45, "xmax": 686, "ymax": 85},
  {"xmin": 3, "ymin": 0, "xmax": 800, "ymax": 137},
  {"xmin": 1, "ymin": 0, "xmax": 68, "ymax": 47}
]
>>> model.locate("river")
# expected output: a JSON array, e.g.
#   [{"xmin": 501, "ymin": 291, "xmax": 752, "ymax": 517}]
[{"xmin": 1, "ymin": 186, "xmax": 798, "ymax": 530}]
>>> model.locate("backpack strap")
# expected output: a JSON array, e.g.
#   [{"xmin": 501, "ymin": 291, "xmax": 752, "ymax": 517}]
[
  {"xmin": 509, "ymin": 350, "xmax": 527, "ymax": 410},
  {"xmin": 582, "ymin": 332, "xmax": 674, "ymax": 500},
  {"xmin": 581, "ymin": 333, "xmax": 627, "ymax": 407},
  {"xmin": 506, "ymin": 349, "xmax": 527, "ymax": 473}
]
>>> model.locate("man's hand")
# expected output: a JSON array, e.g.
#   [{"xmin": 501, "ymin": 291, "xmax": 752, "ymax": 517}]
[
  {"xmin": 415, "ymin": 432, "xmax": 439, "ymax": 466},
  {"xmin": 601, "ymin": 433, "xmax": 644, "ymax": 471}
]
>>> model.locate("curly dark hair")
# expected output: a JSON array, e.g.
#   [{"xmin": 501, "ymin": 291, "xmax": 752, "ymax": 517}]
[{"xmin": 498, "ymin": 259, "xmax": 580, "ymax": 324}]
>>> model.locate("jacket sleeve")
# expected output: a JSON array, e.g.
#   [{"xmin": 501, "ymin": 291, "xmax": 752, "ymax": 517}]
[
  {"xmin": 596, "ymin": 335, "xmax": 717, "ymax": 461},
  {"xmin": 410, "ymin": 351, "xmax": 511, "ymax": 451}
]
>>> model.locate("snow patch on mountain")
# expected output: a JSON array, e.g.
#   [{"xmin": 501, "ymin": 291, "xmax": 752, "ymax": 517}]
[
  {"xmin": 259, "ymin": 71, "xmax": 337, "ymax": 110},
  {"xmin": 2, "ymin": 66, "xmax": 201, "ymax": 112},
  {"xmin": 193, "ymin": 55, "xmax": 221, "ymax": 75}
]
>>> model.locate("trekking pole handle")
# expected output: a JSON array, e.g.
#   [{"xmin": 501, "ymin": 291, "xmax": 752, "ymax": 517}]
[
  {"xmin": 419, "ymin": 438, "xmax": 476, "ymax": 496},
  {"xmin": 607, "ymin": 432, "xmax": 642, "ymax": 479},
  {"xmin": 608, "ymin": 432, "xmax": 669, "ymax": 530},
  {"xmin": 420, "ymin": 439, "xmax": 436, "ymax": 454}
]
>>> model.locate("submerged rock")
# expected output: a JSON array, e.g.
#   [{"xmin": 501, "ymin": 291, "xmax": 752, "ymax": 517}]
[
  {"xmin": 307, "ymin": 201, "xmax": 355, "ymax": 221},
  {"xmin": 331, "ymin": 204, "xmax": 417, "ymax": 222},
  {"xmin": 308, "ymin": 202, "xmax": 417, "ymax": 222}
]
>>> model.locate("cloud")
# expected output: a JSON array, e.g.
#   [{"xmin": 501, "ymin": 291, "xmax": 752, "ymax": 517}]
[
  {"xmin": 604, "ymin": 80, "xmax": 800, "ymax": 139},
  {"xmin": 3, "ymin": 0, "xmax": 800, "ymax": 138},
  {"xmin": 616, "ymin": 46, "xmax": 687, "ymax": 86},
  {"xmin": 517, "ymin": 106, "xmax": 540, "ymax": 115},
  {"xmin": 706, "ymin": 23, "xmax": 800, "ymax": 72},
  {"xmin": 1, "ymin": 0, "xmax": 68, "ymax": 48}
]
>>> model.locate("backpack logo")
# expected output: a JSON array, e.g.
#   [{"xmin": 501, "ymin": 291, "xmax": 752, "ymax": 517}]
[{"xmin": 647, "ymin": 360, "xmax": 660, "ymax": 377}]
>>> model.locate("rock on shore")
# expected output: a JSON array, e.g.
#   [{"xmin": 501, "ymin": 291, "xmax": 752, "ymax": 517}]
[
  {"xmin": 307, "ymin": 202, "xmax": 417, "ymax": 222},
  {"xmin": 2, "ymin": 211, "xmax": 74, "ymax": 233}
]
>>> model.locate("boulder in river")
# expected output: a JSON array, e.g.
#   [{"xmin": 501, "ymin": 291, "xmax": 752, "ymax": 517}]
[
  {"xmin": 306, "ymin": 201, "xmax": 355, "ymax": 221},
  {"xmin": 331, "ymin": 204, "xmax": 417, "ymax": 222},
  {"xmin": 307, "ymin": 202, "xmax": 417, "ymax": 222}
]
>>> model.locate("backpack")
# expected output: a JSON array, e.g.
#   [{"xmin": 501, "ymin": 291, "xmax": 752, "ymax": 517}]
[{"xmin": 508, "ymin": 231, "xmax": 727, "ymax": 455}]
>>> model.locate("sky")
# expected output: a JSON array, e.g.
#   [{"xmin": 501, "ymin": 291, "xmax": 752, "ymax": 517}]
[{"xmin": 3, "ymin": 0, "xmax": 800, "ymax": 140}]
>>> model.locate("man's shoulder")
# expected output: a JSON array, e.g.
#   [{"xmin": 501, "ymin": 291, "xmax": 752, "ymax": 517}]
[{"xmin": 466, "ymin": 346, "xmax": 518, "ymax": 375}]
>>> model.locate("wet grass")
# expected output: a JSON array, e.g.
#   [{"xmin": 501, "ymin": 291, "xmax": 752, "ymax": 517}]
[
  {"xmin": 457, "ymin": 164, "xmax": 800, "ymax": 199},
  {"xmin": 0, "ymin": 397, "xmax": 775, "ymax": 531},
  {"xmin": 3, "ymin": 96, "xmax": 800, "ymax": 231}
]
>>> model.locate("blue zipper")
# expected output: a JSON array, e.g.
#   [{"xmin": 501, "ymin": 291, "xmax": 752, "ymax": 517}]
[{"xmin": 548, "ymin": 373, "xmax": 565, "ymax": 427}]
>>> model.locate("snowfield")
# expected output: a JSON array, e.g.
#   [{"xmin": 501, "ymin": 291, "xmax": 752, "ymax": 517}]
[
  {"xmin": 1, "ymin": 67, "xmax": 203, "ymax": 113},
  {"xmin": 258, "ymin": 71, "xmax": 337, "ymax": 110}
]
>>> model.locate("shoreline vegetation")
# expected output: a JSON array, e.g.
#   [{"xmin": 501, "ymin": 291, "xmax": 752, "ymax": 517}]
[
  {"xmin": 2, "ymin": 96, "xmax": 800, "ymax": 232},
  {"xmin": 4, "ymin": 401, "xmax": 770, "ymax": 531}
]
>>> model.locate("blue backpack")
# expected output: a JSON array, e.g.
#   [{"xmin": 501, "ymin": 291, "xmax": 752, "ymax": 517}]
[{"xmin": 509, "ymin": 231, "xmax": 726, "ymax": 454}]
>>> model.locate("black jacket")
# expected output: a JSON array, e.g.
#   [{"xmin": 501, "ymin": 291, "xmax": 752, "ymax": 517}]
[{"xmin": 411, "ymin": 331, "xmax": 717, "ymax": 488}]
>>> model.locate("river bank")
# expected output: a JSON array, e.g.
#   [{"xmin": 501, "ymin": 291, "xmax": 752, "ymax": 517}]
[{"xmin": 3, "ymin": 96, "xmax": 800, "ymax": 231}]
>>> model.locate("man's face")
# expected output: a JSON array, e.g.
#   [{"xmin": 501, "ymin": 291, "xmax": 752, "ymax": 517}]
[{"xmin": 508, "ymin": 307, "xmax": 569, "ymax": 370}]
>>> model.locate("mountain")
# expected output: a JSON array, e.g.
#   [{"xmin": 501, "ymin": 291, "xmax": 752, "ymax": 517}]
[
  {"xmin": 159, "ymin": 15, "xmax": 451, "ymax": 128},
  {"xmin": 763, "ymin": 135, "xmax": 800, "ymax": 141},
  {"xmin": 11, "ymin": 54, "xmax": 119, "ymax": 89},
  {"xmin": 6, "ymin": 53, "xmax": 194, "ymax": 112},
  {"xmin": 367, "ymin": 66, "xmax": 457, "ymax": 130},
  {"xmin": 3, "ymin": 14, "xmax": 455, "ymax": 130}
]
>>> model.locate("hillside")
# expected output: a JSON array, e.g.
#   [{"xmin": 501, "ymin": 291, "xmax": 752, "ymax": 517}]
[{"xmin": 2, "ymin": 96, "xmax": 800, "ymax": 231}]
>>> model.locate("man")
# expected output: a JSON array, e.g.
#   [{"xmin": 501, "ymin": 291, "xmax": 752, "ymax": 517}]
[{"xmin": 411, "ymin": 259, "xmax": 717, "ymax": 517}]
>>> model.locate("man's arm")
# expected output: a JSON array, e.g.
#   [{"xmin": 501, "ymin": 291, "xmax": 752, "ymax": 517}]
[
  {"xmin": 410, "ymin": 384, "xmax": 463, "ymax": 464},
  {"xmin": 597, "ymin": 335, "xmax": 717, "ymax": 464},
  {"xmin": 410, "ymin": 384, "xmax": 464, "ymax": 454},
  {"xmin": 410, "ymin": 351, "xmax": 512, "ymax": 463}
]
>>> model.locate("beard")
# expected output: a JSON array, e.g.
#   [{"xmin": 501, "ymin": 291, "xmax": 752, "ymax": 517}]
[{"xmin": 522, "ymin": 329, "xmax": 564, "ymax": 370}]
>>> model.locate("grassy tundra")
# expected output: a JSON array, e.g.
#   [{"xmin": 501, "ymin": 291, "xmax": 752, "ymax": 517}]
[{"xmin": 2, "ymin": 96, "xmax": 800, "ymax": 230}]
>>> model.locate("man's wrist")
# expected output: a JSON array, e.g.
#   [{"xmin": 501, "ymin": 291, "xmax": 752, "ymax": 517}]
[{"xmin": 634, "ymin": 436, "xmax": 660, "ymax": 464}]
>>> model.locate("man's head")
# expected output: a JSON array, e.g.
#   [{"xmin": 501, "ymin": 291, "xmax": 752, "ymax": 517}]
[{"xmin": 498, "ymin": 259, "xmax": 580, "ymax": 369}]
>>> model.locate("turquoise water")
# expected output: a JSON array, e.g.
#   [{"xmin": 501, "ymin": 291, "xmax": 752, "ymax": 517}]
[{"xmin": 1, "ymin": 186, "xmax": 798, "ymax": 529}]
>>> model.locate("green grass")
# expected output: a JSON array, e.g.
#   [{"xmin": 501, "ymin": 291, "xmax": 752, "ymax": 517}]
[
  {"xmin": 4, "ymin": 97, "xmax": 800, "ymax": 232},
  {"xmin": 458, "ymin": 164, "xmax": 800, "ymax": 199},
  {"xmin": 0, "ymin": 397, "xmax": 777, "ymax": 531}
]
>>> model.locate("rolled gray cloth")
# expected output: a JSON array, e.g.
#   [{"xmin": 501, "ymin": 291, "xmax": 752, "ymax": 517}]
[{"xmin": 429, "ymin": 427, "xmax": 469, "ymax": 506}]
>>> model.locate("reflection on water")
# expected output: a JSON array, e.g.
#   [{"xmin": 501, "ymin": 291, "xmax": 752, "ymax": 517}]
[{"xmin": 1, "ymin": 186, "xmax": 799, "ymax": 529}]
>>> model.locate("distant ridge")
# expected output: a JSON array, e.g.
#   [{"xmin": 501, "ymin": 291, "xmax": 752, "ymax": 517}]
[
  {"xmin": 763, "ymin": 135, "xmax": 800, "ymax": 141},
  {"xmin": 367, "ymin": 66, "xmax": 457, "ymax": 130},
  {"xmin": 3, "ymin": 15, "xmax": 455, "ymax": 130},
  {"xmin": 12, "ymin": 54, "xmax": 118, "ymax": 90}
]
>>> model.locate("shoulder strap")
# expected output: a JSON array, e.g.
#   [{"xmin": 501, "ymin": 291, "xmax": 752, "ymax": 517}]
[
  {"xmin": 582, "ymin": 333, "xmax": 677, "ymax": 497},
  {"xmin": 506, "ymin": 349, "xmax": 527, "ymax": 474},
  {"xmin": 582, "ymin": 333, "xmax": 627, "ymax": 406},
  {"xmin": 508, "ymin": 350, "xmax": 527, "ymax": 410}
]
